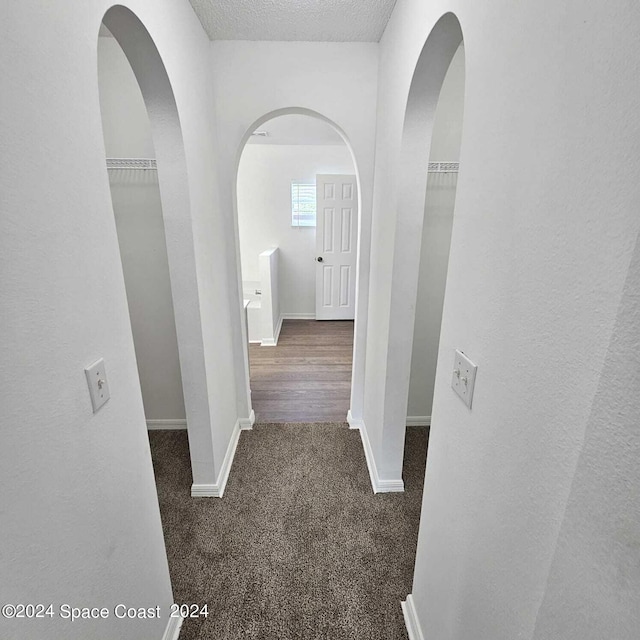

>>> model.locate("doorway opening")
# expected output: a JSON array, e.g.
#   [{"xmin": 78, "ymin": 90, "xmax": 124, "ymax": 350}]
[
  {"xmin": 372, "ymin": 13, "xmax": 465, "ymax": 489},
  {"xmin": 406, "ymin": 44, "xmax": 466, "ymax": 434},
  {"xmin": 98, "ymin": 24, "xmax": 186, "ymax": 435},
  {"xmin": 97, "ymin": 5, "xmax": 198, "ymax": 601},
  {"xmin": 396, "ymin": 19, "xmax": 465, "ymax": 491},
  {"xmin": 97, "ymin": 5, "xmax": 224, "ymax": 505},
  {"xmin": 235, "ymin": 112, "xmax": 359, "ymax": 422}
]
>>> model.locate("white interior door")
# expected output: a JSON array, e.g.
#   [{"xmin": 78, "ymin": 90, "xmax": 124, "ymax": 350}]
[{"xmin": 315, "ymin": 175, "xmax": 358, "ymax": 320}]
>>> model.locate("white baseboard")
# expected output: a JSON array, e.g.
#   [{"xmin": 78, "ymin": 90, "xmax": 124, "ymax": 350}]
[
  {"xmin": 239, "ymin": 409, "xmax": 255, "ymax": 430},
  {"xmin": 260, "ymin": 314, "xmax": 315, "ymax": 346},
  {"xmin": 191, "ymin": 418, "xmax": 241, "ymax": 498},
  {"xmin": 406, "ymin": 415, "xmax": 431, "ymax": 427},
  {"xmin": 281, "ymin": 312, "xmax": 315, "ymax": 320},
  {"xmin": 346, "ymin": 409, "xmax": 362, "ymax": 430},
  {"xmin": 161, "ymin": 614, "xmax": 183, "ymax": 640},
  {"xmin": 349, "ymin": 412, "xmax": 404, "ymax": 494},
  {"xmin": 261, "ymin": 314, "xmax": 284, "ymax": 346},
  {"xmin": 401, "ymin": 594, "xmax": 425, "ymax": 640},
  {"xmin": 146, "ymin": 419, "xmax": 187, "ymax": 430}
]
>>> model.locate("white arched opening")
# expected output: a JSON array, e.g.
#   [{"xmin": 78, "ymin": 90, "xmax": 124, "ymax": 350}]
[
  {"xmin": 232, "ymin": 108, "xmax": 365, "ymax": 423},
  {"xmin": 98, "ymin": 5, "xmax": 220, "ymax": 493},
  {"xmin": 376, "ymin": 13, "xmax": 466, "ymax": 487}
]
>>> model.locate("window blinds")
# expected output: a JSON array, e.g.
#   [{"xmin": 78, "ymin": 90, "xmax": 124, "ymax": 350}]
[{"xmin": 291, "ymin": 181, "xmax": 316, "ymax": 227}]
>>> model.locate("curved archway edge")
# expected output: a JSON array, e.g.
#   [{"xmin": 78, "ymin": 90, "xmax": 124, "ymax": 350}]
[
  {"xmin": 231, "ymin": 107, "xmax": 366, "ymax": 418},
  {"xmin": 372, "ymin": 13, "xmax": 465, "ymax": 485},
  {"xmin": 100, "ymin": 5, "xmax": 220, "ymax": 489}
]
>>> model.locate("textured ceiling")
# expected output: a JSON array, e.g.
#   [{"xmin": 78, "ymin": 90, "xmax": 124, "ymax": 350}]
[
  {"xmin": 247, "ymin": 115, "xmax": 344, "ymax": 145},
  {"xmin": 189, "ymin": 0, "xmax": 397, "ymax": 42}
]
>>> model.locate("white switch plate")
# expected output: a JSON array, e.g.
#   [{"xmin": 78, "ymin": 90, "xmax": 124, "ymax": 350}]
[
  {"xmin": 85, "ymin": 358, "xmax": 110, "ymax": 413},
  {"xmin": 452, "ymin": 350, "xmax": 477, "ymax": 409}
]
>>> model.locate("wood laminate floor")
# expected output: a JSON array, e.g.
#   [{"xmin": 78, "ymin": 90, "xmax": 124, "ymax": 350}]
[{"xmin": 249, "ymin": 319, "xmax": 354, "ymax": 423}]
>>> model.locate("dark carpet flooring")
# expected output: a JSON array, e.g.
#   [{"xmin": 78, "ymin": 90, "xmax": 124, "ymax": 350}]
[{"xmin": 149, "ymin": 424, "xmax": 428, "ymax": 640}]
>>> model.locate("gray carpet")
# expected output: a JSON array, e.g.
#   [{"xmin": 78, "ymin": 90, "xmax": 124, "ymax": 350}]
[{"xmin": 149, "ymin": 423, "xmax": 428, "ymax": 640}]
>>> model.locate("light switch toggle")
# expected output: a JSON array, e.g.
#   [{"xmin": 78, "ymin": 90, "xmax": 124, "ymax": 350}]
[
  {"xmin": 451, "ymin": 350, "xmax": 477, "ymax": 408},
  {"xmin": 85, "ymin": 358, "xmax": 110, "ymax": 413}
]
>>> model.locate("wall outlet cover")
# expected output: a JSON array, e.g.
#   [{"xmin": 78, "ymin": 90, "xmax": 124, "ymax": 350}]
[
  {"xmin": 85, "ymin": 358, "xmax": 110, "ymax": 413},
  {"xmin": 452, "ymin": 349, "xmax": 477, "ymax": 409}
]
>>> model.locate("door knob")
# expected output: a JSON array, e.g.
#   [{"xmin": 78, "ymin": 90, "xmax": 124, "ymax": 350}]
[{"xmin": 316, "ymin": 256, "xmax": 324, "ymax": 262}]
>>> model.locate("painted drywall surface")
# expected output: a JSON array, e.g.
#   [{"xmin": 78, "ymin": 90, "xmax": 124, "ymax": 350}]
[
  {"xmin": 237, "ymin": 144, "xmax": 354, "ymax": 316},
  {"xmin": 365, "ymin": 0, "xmax": 640, "ymax": 638},
  {"xmin": 99, "ymin": 36, "xmax": 185, "ymax": 421},
  {"xmin": 246, "ymin": 114, "xmax": 344, "ymax": 145},
  {"xmin": 426, "ymin": 44, "xmax": 465, "ymax": 163},
  {"xmin": 108, "ymin": 174, "xmax": 187, "ymax": 420},
  {"xmin": 407, "ymin": 45, "xmax": 464, "ymax": 419},
  {"xmin": 0, "ymin": 1, "xmax": 242, "ymax": 638},
  {"xmin": 209, "ymin": 40, "xmax": 378, "ymax": 419},
  {"xmin": 98, "ymin": 36, "xmax": 155, "ymax": 158},
  {"xmin": 531, "ymin": 230, "xmax": 640, "ymax": 639},
  {"xmin": 258, "ymin": 248, "xmax": 280, "ymax": 342}
]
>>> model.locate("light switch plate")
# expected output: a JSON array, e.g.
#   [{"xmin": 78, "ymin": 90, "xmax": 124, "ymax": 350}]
[
  {"xmin": 85, "ymin": 358, "xmax": 110, "ymax": 413},
  {"xmin": 452, "ymin": 350, "xmax": 477, "ymax": 409}
]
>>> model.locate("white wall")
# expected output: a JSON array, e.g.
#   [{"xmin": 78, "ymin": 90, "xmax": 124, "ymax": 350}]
[
  {"xmin": 5, "ymin": 4, "xmax": 639, "ymax": 640},
  {"xmin": 210, "ymin": 40, "xmax": 379, "ymax": 419},
  {"xmin": 365, "ymin": 1, "xmax": 640, "ymax": 639},
  {"xmin": 98, "ymin": 36, "xmax": 185, "ymax": 422},
  {"xmin": 258, "ymin": 248, "xmax": 280, "ymax": 343},
  {"xmin": 407, "ymin": 44, "xmax": 464, "ymax": 419},
  {"xmin": 97, "ymin": 36, "xmax": 154, "ymax": 158},
  {"xmin": 0, "ymin": 1, "xmax": 245, "ymax": 638},
  {"xmin": 237, "ymin": 144, "xmax": 354, "ymax": 316}
]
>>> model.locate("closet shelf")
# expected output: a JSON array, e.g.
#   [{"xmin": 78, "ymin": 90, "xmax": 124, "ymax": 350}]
[
  {"xmin": 428, "ymin": 161, "xmax": 459, "ymax": 173},
  {"xmin": 106, "ymin": 158, "xmax": 157, "ymax": 170},
  {"xmin": 105, "ymin": 158, "xmax": 456, "ymax": 173}
]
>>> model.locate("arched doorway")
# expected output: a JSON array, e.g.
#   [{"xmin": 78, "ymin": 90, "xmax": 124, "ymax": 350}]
[
  {"xmin": 375, "ymin": 13, "xmax": 466, "ymax": 489},
  {"xmin": 233, "ymin": 109, "xmax": 364, "ymax": 423},
  {"xmin": 406, "ymin": 44, "xmax": 465, "ymax": 448},
  {"xmin": 393, "ymin": 12, "xmax": 467, "ymax": 632},
  {"xmin": 98, "ymin": 6, "xmax": 220, "ymax": 497}
]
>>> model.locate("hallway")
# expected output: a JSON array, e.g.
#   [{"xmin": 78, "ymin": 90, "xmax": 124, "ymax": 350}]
[
  {"xmin": 149, "ymin": 424, "xmax": 428, "ymax": 640},
  {"xmin": 5, "ymin": 3, "xmax": 640, "ymax": 640},
  {"xmin": 249, "ymin": 320, "xmax": 354, "ymax": 423}
]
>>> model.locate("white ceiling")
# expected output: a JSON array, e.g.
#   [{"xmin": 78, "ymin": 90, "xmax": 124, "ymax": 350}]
[
  {"xmin": 247, "ymin": 115, "xmax": 344, "ymax": 145},
  {"xmin": 188, "ymin": 0, "xmax": 397, "ymax": 42}
]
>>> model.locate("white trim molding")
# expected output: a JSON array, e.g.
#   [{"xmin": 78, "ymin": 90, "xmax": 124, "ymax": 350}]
[
  {"xmin": 401, "ymin": 594, "xmax": 425, "ymax": 640},
  {"xmin": 259, "ymin": 314, "xmax": 316, "ymax": 347},
  {"xmin": 346, "ymin": 409, "xmax": 361, "ymax": 430},
  {"xmin": 347, "ymin": 410, "xmax": 404, "ymax": 493},
  {"xmin": 281, "ymin": 312, "xmax": 315, "ymax": 320},
  {"xmin": 406, "ymin": 415, "xmax": 431, "ymax": 427},
  {"xmin": 191, "ymin": 418, "xmax": 241, "ymax": 498},
  {"xmin": 146, "ymin": 419, "xmax": 187, "ymax": 430},
  {"xmin": 239, "ymin": 410, "xmax": 256, "ymax": 430},
  {"xmin": 261, "ymin": 315, "xmax": 283, "ymax": 347},
  {"xmin": 161, "ymin": 614, "xmax": 183, "ymax": 640}
]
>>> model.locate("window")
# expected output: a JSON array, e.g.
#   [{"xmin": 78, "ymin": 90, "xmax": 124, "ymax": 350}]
[{"xmin": 291, "ymin": 181, "xmax": 316, "ymax": 227}]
